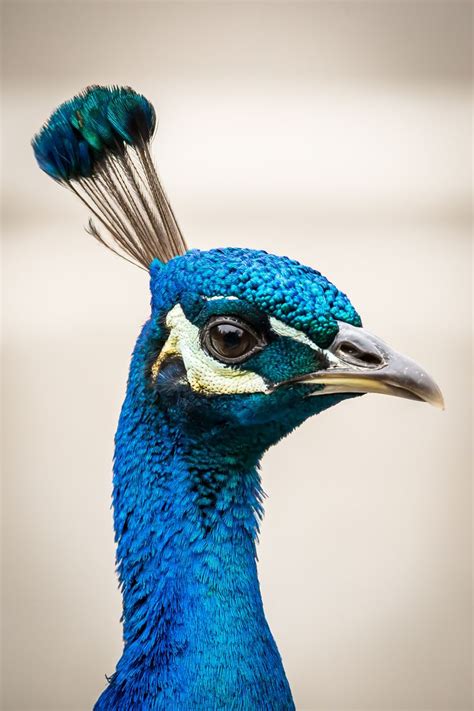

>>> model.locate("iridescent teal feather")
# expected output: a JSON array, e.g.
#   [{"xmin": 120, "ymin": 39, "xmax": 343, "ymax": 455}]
[
  {"xmin": 32, "ymin": 86, "xmax": 156, "ymax": 179},
  {"xmin": 32, "ymin": 85, "xmax": 183, "ymax": 266},
  {"xmin": 107, "ymin": 90, "xmax": 156, "ymax": 145}
]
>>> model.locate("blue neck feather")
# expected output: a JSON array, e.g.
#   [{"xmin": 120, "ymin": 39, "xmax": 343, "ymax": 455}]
[{"xmin": 95, "ymin": 323, "xmax": 295, "ymax": 710}]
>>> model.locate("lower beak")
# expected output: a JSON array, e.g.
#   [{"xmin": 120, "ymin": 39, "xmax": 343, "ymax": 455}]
[{"xmin": 280, "ymin": 322, "xmax": 444, "ymax": 409}]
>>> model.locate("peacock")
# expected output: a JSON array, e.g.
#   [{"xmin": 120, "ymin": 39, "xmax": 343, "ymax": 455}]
[{"xmin": 32, "ymin": 86, "xmax": 443, "ymax": 711}]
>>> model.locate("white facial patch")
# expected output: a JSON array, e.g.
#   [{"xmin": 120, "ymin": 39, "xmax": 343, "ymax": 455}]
[
  {"xmin": 151, "ymin": 304, "xmax": 268, "ymax": 395},
  {"xmin": 151, "ymin": 303, "xmax": 338, "ymax": 396}
]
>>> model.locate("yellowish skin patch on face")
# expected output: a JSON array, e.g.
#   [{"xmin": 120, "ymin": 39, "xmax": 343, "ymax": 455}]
[{"xmin": 151, "ymin": 304, "xmax": 268, "ymax": 395}]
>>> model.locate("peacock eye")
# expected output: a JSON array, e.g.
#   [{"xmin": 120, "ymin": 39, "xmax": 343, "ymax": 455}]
[{"xmin": 202, "ymin": 317, "xmax": 265, "ymax": 364}]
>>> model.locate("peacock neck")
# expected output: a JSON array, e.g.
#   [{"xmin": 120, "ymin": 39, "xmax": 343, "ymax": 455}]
[{"xmin": 95, "ymin": 381, "xmax": 295, "ymax": 710}]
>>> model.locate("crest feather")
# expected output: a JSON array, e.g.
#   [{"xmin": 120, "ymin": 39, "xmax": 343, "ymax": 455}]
[{"xmin": 32, "ymin": 85, "xmax": 187, "ymax": 268}]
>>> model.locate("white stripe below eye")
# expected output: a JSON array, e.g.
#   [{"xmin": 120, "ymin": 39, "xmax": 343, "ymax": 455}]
[{"xmin": 152, "ymin": 304, "xmax": 268, "ymax": 395}]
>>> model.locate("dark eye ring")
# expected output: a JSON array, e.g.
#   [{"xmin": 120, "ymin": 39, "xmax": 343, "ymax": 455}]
[{"xmin": 201, "ymin": 316, "xmax": 266, "ymax": 364}]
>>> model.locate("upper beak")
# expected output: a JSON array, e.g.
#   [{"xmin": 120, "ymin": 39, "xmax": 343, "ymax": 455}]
[{"xmin": 280, "ymin": 321, "xmax": 444, "ymax": 409}]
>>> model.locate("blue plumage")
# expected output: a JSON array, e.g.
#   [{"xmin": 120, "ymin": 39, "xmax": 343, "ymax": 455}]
[
  {"xmin": 33, "ymin": 86, "xmax": 443, "ymax": 711},
  {"xmin": 150, "ymin": 249, "xmax": 361, "ymax": 347},
  {"xmin": 93, "ymin": 248, "xmax": 361, "ymax": 710},
  {"xmin": 95, "ymin": 249, "xmax": 356, "ymax": 710}
]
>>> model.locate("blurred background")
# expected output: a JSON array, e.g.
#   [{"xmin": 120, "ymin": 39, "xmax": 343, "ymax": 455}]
[{"xmin": 1, "ymin": 2, "xmax": 472, "ymax": 710}]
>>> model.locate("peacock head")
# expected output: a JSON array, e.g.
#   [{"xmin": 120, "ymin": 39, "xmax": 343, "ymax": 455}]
[
  {"xmin": 141, "ymin": 247, "xmax": 443, "ymax": 454},
  {"xmin": 32, "ymin": 86, "xmax": 443, "ymax": 458}
]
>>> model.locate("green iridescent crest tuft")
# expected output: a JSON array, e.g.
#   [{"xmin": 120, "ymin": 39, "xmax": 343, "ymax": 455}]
[
  {"xmin": 33, "ymin": 85, "xmax": 156, "ymax": 179},
  {"xmin": 32, "ymin": 85, "xmax": 186, "ymax": 267}
]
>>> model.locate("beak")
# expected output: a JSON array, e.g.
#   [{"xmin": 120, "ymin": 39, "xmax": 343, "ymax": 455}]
[{"xmin": 280, "ymin": 322, "xmax": 444, "ymax": 409}]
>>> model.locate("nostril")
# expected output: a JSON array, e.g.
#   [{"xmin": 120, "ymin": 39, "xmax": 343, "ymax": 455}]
[
  {"xmin": 358, "ymin": 351, "xmax": 383, "ymax": 366},
  {"xmin": 336, "ymin": 342, "xmax": 383, "ymax": 368}
]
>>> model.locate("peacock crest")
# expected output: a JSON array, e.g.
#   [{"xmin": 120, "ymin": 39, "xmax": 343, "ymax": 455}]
[{"xmin": 33, "ymin": 85, "xmax": 186, "ymax": 267}]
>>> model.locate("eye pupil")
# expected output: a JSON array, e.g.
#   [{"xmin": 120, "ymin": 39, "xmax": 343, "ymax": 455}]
[
  {"xmin": 210, "ymin": 323, "xmax": 254, "ymax": 359},
  {"xmin": 203, "ymin": 317, "xmax": 264, "ymax": 363}
]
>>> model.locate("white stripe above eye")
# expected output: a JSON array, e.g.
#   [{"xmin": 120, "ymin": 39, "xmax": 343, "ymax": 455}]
[{"xmin": 202, "ymin": 295, "xmax": 239, "ymax": 301}]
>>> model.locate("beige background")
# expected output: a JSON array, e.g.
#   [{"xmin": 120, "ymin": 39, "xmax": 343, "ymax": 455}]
[{"xmin": 1, "ymin": 2, "xmax": 472, "ymax": 710}]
